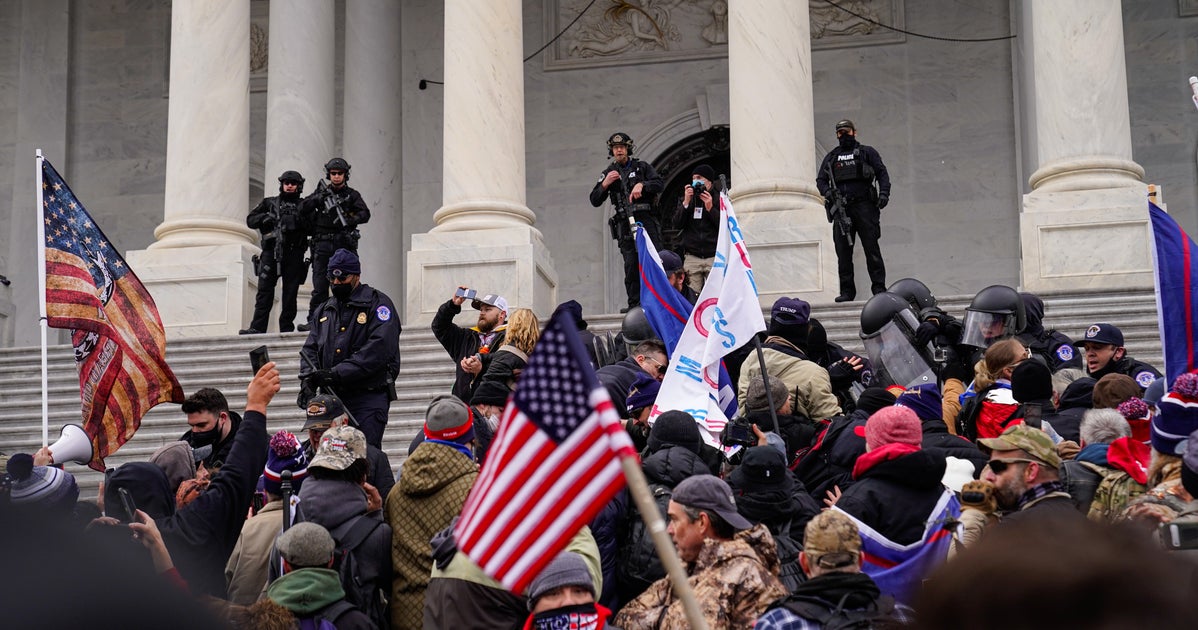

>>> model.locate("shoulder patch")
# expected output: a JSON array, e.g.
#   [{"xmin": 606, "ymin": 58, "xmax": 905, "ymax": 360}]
[
  {"xmin": 1136, "ymin": 371, "xmax": 1156, "ymax": 389},
  {"xmin": 376, "ymin": 305, "xmax": 392, "ymax": 322},
  {"xmin": 1055, "ymin": 345, "xmax": 1074, "ymax": 362}
]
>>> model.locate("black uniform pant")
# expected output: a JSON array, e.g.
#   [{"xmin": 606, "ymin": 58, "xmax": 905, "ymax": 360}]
[
  {"xmin": 249, "ymin": 242, "xmax": 309, "ymax": 332},
  {"xmin": 833, "ymin": 198, "xmax": 885, "ymax": 298},
  {"xmin": 308, "ymin": 236, "xmax": 357, "ymax": 319},
  {"xmin": 617, "ymin": 215, "xmax": 661, "ymax": 309},
  {"xmin": 342, "ymin": 389, "xmax": 390, "ymax": 448}
]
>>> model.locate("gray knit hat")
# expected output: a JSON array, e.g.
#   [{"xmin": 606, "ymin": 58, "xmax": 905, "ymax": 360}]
[
  {"xmin": 746, "ymin": 375, "xmax": 788, "ymax": 412},
  {"xmin": 275, "ymin": 522, "xmax": 335, "ymax": 568},
  {"xmin": 526, "ymin": 552, "xmax": 594, "ymax": 609}
]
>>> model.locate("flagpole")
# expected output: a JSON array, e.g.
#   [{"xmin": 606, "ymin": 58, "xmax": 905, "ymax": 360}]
[
  {"xmin": 619, "ymin": 455, "xmax": 710, "ymax": 630},
  {"xmin": 35, "ymin": 149, "xmax": 49, "ymax": 448},
  {"xmin": 752, "ymin": 336, "xmax": 782, "ymax": 435}
]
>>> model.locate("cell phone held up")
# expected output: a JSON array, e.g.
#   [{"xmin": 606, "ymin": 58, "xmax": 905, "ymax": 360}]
[
  {"xmin": 1161, "ymin": 521, "xmax": 1198, "ymax": 550},
  {"xmin": 455, "ymin": 287, "xmax": 478, "ymax": 301},
  {"xmin": 118, "ymin": 486, "xmax": 138, "ymax": 523},
  {"xmin": 250, "ymin": 345, "xmax": 270, "ymax": 375}
]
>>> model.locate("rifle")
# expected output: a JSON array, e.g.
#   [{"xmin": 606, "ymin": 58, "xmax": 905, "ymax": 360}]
[
  {"xmin": 824, "ymin": 161, "xmax": 855, "ymax": 247},
  {"xmin": 268, "ymin": 200, "xmax": 284, "ymax": 271},
  {"xmin": 606, "ymin": 170, "xmax": 638, "ymax": 244},
  {"xmin": 314, "ymin": 179, "xmax": 351, "ymax": 227}
]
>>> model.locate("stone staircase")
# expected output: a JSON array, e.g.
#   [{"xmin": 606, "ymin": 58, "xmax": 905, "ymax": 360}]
[{"xmin": 0, "ymin": 289, "xmax": 1165, "ymax": 499}]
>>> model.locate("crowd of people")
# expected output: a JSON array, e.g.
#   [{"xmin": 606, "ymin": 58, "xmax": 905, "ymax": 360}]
[{"xmin": 3, "ymin": 136, "xmax": 1197, "ymax": 627}]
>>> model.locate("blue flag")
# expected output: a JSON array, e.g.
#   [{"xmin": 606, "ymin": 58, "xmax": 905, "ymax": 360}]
[
  {"xmin": 636, "ymin": 227, "xmax": 693, "ymax": 356},
  {"xmin": 1149, "ymin": 201, "xmax": 1198, "ymax": 385}
]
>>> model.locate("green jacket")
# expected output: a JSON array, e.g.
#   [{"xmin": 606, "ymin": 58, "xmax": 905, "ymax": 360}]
[{"xmin": 266, "ymin": 567, "xmax": 344, "ymax": 615}]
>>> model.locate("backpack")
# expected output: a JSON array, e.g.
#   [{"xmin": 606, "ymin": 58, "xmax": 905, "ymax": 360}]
[
  {"xmin": 1088, "ymin": 466, "xmax": 1147, "ymax": 522},
  {"xmin": 616, "ymin": 483, "xmax": 673, "ymax": 603},
  {"xmin": 779, "ymin": 591, "xmax": 898, "ymax": 630},
  {"xmin": 297, "ymin": 600, "xmax": 356, "ymax": 630},
  {"xmin": 956, "ymin": 388, "xmax": 1020, "ymax": 442},
  {"xmin": 328, "ymin": 515, "xmax": 386, "ymax": 628},
  {"xmin": 774, "ymin": 519, "xmax": 806, "ymax": 593}
]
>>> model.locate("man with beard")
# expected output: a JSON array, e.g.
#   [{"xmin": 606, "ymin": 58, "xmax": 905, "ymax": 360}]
[
  {"xmin": 299, "ymin": 249, "xmax": 401, "ymax": 448},
  {"xmin": 432, "ymin": 287, "xmax": 509, "ymax": 402},
  {"xmin": 180, "ymin": 387, "xmax": 240, "ymax": 470},
  {"xmin": 978, "ymin": 424, "xmax": 1077, "ymax": 522}
]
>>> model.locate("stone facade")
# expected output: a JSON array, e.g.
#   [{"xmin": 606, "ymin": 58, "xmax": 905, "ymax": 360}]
[{"xmin": 0, "ymin": 0, "xmax": 1196, "ymax": 345}]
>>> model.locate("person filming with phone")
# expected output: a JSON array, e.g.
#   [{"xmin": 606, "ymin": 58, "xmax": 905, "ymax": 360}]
[{"xmin": 431, "ymin": 286, "xmax": 509, "ymax": 402}]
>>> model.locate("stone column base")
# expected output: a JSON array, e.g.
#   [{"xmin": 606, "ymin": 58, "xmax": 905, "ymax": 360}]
[
  {"xmin": 125, "ymin": 243, "xmax": 258, "ymax": 338},
  {"xmin": 406, "ymin": 226, "xmax": 558, "ymax": 326},
  {"xmin": 736, "ymin": 209, "xmax": 840, "ymax": 305},
  {"xmin": 1019, "ymin": 185, "xmax": 1152, "ymax": 292}
]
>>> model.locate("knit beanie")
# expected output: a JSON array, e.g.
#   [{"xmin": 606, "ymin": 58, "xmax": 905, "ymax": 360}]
[
  {"xmin": 471, "ymin": 381, "xmax": 511, "ymax": 408},
  {"xmin": 646, "ymin": 410, "xmax": 702, "ymax": 455},
  {"xmin": 894, "ymin": 383, "xmax": 942, "ymax": 422},
  {"xmin": 263, "ymin": 430, "xmax": 309, "ymax": 496},
  {"xmin": 1182, "ymin": 429, "xmax": 1198, "ymax": 497},
  {"xmin": 1152, "ymin": 372, "xmax": 1198, "ymax": 455},
  {"xmin": 526, "ymin": 552, "xmax": 595, "ymax": 609},
  {"xmin": 746, "ymin": 375, "xmax": 788, "ymax": 412},
  {"xmin": 856, "ymin": 387, "xmax": 897, "ymax": 415},
  {"xmin": 860, "ymin": 406, "xmax": 922, "ymax": 451},
  {"xmin": 1093, "ymin": 374, "xmax": 1140, "ymax": 410},
  {"xmin": 6, "ymin": 454, "xmax": 78, "ymax": 511},
  {"xmin": 1011, "ymin": 360, "xmax": 1054, "ymax": 403},
  {"xmin": 1117, "ymin": 397, "xmax": 1152, "ymax": 443},
  {"xmin": 625, "ymin": 372, "xmax": 661, "ymax": 414}
]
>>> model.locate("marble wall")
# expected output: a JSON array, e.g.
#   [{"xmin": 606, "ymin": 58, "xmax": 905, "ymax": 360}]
[{"xmin": 0, "ymin": 0, "xmax": 1195, "ymax": 345}]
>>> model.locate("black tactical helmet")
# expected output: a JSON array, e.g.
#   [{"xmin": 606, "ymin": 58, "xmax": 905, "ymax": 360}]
[
  {"xmin": 888, "ymin": 278, "xmax": 936, "ymax": 311},
  {"xmin": 607, "ymin": 132, "xmax": 634, "ymax": 155},
  {"xmin": 859, "ymin": 292, "xmax": 913, "ymax": 337},
  {"xmin": 324, "ymin": 157, "xmax": 351, "ymax": 179},
  {"xmin": 278, "ymin": 170, "xmax": 305, "ymax": 194},
  {"xmin": 967, "ymin": 285, "xmax": 1026, "ymax": 332},
  {"xmin": 620, "ymin": 306, "xmax": 654, "ymax": 346}
]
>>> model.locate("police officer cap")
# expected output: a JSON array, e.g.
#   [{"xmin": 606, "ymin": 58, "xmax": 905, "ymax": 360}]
[
  {"xmin": 835, "ymin": 119, "xmax": 856, "ymax": 132},
  {"xmin": 327, "ymin": 248, "xmax": 361, "ymax": 278},
  {"xmin": 607, "ymin": 132, "xmax": 634, "ymax": 148},
  {"xmin": 278, "ymin": 170, "xmax": 305, "ymax": 184},
  {"xmin": 1076, "ymin": 323, "xmax": 1124, "ymax": 348}
]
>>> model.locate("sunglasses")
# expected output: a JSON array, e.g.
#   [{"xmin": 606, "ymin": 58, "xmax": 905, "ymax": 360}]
[
  {"xmin": 645, "ymin": 357, "xmax": 668, "ymax": 376},
  {"xmin": 987, "ymin": 458, "xmax": 1039, "ymax": 474}
]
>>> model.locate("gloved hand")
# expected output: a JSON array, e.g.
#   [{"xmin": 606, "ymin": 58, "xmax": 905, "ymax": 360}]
[
  {"xmin": 824, "ymin": 198, "xmax": 834, "ymax": 211},
  {"xmin": 877, "ymin": 194, "xmax": 889, "ymax": 209},
  {"xmin": 297, "ymin": 382, "xmax": 315, "ymax": 409},
  {"xmin": 914, "ymin": 321, "xmax": 939, "ymax": 348},
  {"xmin": 940, "ymin": 353, "xmax": 974, "ymax": 384},
  {"xmin": 960, "ymin": 480, "xmax": 997, "ymax": 514},
  {"xmin": 259, "ymin": 217, "xmax": 276, "ymax": 232},
  {"xmin": 306, "ymin": 369, "xmax": 338, "ymax": 388}
]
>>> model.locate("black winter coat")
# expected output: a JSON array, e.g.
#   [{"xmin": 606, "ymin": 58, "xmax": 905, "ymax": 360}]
[
  {"xmin": 431, "ymin": 300, "xmax": 507, "ymax": 402},
  {"xmin": 920, "ymin": 420, "xmax": 986, "ymax": 478},
  {"xmin": 300, "ymin": 282, "xmax": 401, "ymax": 394},
  {"xmin": 597, "ymin": 357, "xmax": 643, "ymax": 419},
  {"xmin": 795, "ymin": 410, "xmax": 869, "ymax": 501},
  {"xmin": 835, "ymin": 449, "xmax": 948, "ymax": 546}
]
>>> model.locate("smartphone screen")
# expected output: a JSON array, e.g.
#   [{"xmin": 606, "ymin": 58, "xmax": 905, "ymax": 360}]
[{"xmin": 250, "ymin": 345, "xmax": 270, "ymax": 374}]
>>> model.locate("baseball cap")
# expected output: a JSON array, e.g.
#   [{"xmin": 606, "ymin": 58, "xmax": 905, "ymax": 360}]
[
  {"xmin": 308, "ymin": 424, "xmax": 367, "ymax": 471},
  {"xmin": 804, "ymin": 510, "xmax": 862, "ymax": 569},
  {"xmin": 275, "ymin": 522, "xmax": 335, "ymax": 568},
  {"xmin": 835, "ymin": 119, "xmax": 856, "ymax": 132},
  {"xmin": 303, "ymin": 394, "xmax": 345, "ymax": 431},
  {"xmin": 978, "ymin": 424, "xmax": 1061, "ymax": 469},
  {"xmin": 659, "ymin": 250, "xmax": 683, "ymax": 274},
  {"xmin": 424, "ymin": 394, "xmax": 476, "ymax": 445},
  {"xmin": 671, "ymin": 474, "xmax": 752, "ymax": 531},
  {"xmin": 1076, "ymin": 323, "xmax": 1124, "ymax": 347},
  {"xmin": 472, "ymin": 293, "xmax": 509, "ymax": 315},
  {"xmin": 770, "ymin": 297, "xmax": 810, "ymax": 327}
]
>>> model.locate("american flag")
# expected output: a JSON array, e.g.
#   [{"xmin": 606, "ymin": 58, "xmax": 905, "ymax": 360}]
[
  {"xmin": 41, "ymin": 159, "xmax": 183, "ymax": 471},
  {"xmin": 454, "ymin": 307, "xmax": 636, "ymax": 593}
]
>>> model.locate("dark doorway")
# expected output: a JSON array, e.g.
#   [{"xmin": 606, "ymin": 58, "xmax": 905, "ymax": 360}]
[{"xmin": 650, "ymin": 126, "xmax": 730, "ymax": 253}]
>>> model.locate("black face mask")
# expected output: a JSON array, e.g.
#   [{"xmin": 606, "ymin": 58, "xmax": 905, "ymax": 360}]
[
  {"xmin": 189, "ymin": 424, "xmax": 221, "ymax": 447},
  {"xmin": 331, "ymin": 283, "xmax": 354, "ymax": 301},
  {"xmin": 531, "ymin": 603, "xmax": 600, "ymax": 630},
  {"xmin": 838, "ymin": 134, "xmax": 855, "ymax": 149}
]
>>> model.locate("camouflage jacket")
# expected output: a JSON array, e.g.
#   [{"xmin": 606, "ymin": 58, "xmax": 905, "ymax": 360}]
[
  {"xmin": 614, "ymin": 523, "xmax": 787, "ymax": 630},
  {"xmin": 1120, "ymin": 461, "xmax": 1192, "ymax": 526}
]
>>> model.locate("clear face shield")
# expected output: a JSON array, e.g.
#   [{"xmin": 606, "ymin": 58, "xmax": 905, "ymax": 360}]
[
  {"xmin": 960, "ymin": 310, "xmax": 1014, "ymax": 349},
  {"xmin": 860, "ymin": 310, "xmax": 936, "ymax": 389}
]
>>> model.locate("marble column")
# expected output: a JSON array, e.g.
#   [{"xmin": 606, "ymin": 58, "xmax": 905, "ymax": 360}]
[
  {"xmin": 344, "ymin": 0, "xmax": 403, "ymax": 310},
  {"xmin": 1019, "ymin": 0, "xmax": 1150, "ymax": 291},
  {"xmin": 126, "ymin": 0, "xmax": 258, "ymax": 337},
  {"xmin": 727, "ymin": 0, "xmax": 836, "ymax": 303},
  {"xmin": 3, "ymin": 0, "xmax": 70, "ymax": 347},
  {"xmin": 260, "ymin": 0, "xmax": 335, "ymax": 331},
  {"xmin": 406, "ymin": 0, "xmax": 556, "ymax": 324}
]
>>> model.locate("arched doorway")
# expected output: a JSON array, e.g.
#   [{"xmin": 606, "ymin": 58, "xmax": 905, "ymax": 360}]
[{"xmin": 651, "ymin": 126, "xmax": 730, "ymax": 253}]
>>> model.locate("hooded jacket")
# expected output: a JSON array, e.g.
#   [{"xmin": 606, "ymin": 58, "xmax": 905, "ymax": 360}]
[
  {"xmin": 920, "ymin": 419, "xmax": 987, "ymax": 478},
  {"xmin": 614, "ymin": 523, "xmax": 788, "ymax": 630},
  {"xmin": 835, "ymin": 448, "xmax": 948, "ymax": 545},
  {"xmin": 265, "ymin": 567, "xmax": 374, "ymax": 630},
  {"xmin": 385, "ymin": 441, "xmax": 478, "ymax": 630},
  {"xmin": 1051, "ymin": 377, "xmax": 1096, "ymax": 443},
  {"xmin": 738, "ymin": 336, "xmax": 841, "ymax": 421}
]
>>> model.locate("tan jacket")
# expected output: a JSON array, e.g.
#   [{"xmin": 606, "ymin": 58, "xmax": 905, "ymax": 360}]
[
  {"xmin": 614, "ymin": 523, "xmax": 787, "ymax": 630},
  {"xmin": 738, "ymin": 337, "xmax": 841, "ymax": 421},
  {"xmin": 224, "ymin": 500, "xmax": 285, "ymax": 605}
]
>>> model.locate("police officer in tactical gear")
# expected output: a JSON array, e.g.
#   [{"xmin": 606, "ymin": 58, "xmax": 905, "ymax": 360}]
[
  {"xmin": 1017, "ymin": 292, "xmax": 1082, "ymax": 372},
  {"xmin": 589, "ymin": 132, "xmax": 664, "ymax": 312},
  {"xmin": 241, "ymin": 170, "xmax": 310, "ymax": 334},
  {"xmin": 960, "ymin": 285, "xmax": 1026, "ymax": 351},
  {"xmin": 816, "ymin": 120, "xmax": 891, "ymax": 303},
  {"xmin": 298, "ymin": 248, "xmax": 400, "ymax": 448},
  {"xmin": 299, "ymin": 157, "xmax": 371, "ymax": 329},
  {"xmin": 1074, "ymin": 323, "xmax": 1161, "ymax": 392}
]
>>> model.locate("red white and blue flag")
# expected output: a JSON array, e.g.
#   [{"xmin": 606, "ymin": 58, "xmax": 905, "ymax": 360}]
[
  {"xmin": 647, "ymin": 192, "xmax": 764, "ymax": 445},
  {"xmin": 41, "ymin": 159, "xmax": 184, "ymax": 471},
  {"xmin": 1149, "ymin": 201, "xmax": 1198, "ymax": 386},
  {"xmin": 454, "ymin": 306, "xmax": 637, "ymax": 593}
]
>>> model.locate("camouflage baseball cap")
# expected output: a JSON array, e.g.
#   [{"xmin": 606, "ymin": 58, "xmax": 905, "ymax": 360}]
[
  {"xmin": 308, "ymin": 424, "xmax": 367, "ymax": 471},
  {"xmin": 803, "ymin": 510, "xmax": 861, "ymax": 569},
  {"xmin": 978, "ymin": 424, "xmax": 1061, "ymax": 469}
]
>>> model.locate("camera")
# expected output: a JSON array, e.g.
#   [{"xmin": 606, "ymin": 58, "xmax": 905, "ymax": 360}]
[
  {"xmin": 721, "ymin": 416, "xmax": 757, "ymax": 449},
  {"xmin": 691, "ymin": 180, "xmax": 706, "ymax": 196},
  {"xmin": 455, "ymin": 287, "xmax": 478, "ymax": 300}
]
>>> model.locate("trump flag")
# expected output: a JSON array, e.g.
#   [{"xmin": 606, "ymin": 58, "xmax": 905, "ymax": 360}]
[
  {"xmin": 41, "ymin": 158, "xmax": 183, "ymax": 471},
  {"xmin": 1149, "ymin": 201, "xmax": 1198, "ymax": 385}
]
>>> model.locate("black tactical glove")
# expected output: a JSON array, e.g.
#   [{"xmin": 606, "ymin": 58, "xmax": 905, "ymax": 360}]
[
  {"xmin": 306, "ymin": 368, "xmax": 338, "ymax": 388},
  {"xmin": 914, "ymin": 321, "xmax": 939, "ymax": 348},
  {"xmin": 260, "ymin": 216, "xmax": 276, "ymax": 232},
  {"xmin": 940, "ymin": 355, "xmax": 974, "ymax": 384},
  {"xmin": 297, "ymin": 382, "xmax": 316, "ymax": 409},
  {"xmin": 824, "ymin": 197, "xmax": 834, "ymax": 211},
  {"xmin": 877, "ymin": 194, "xmax": 889, "ymax": 209}
]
